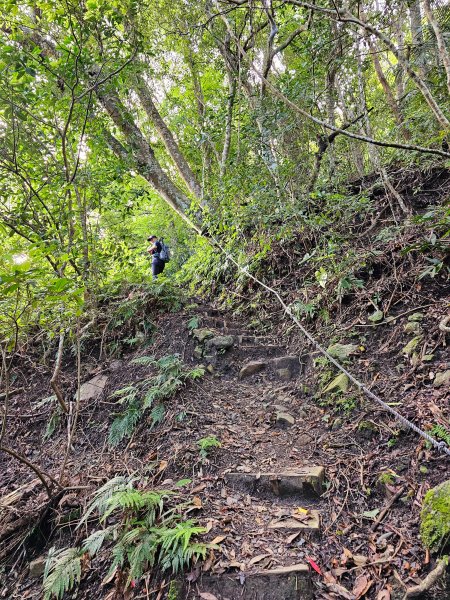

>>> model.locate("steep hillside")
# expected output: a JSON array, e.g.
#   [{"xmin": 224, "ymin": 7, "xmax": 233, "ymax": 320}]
[{"xmin": 1, "ymin": 165, "xmax": 449, "ymax": 600}]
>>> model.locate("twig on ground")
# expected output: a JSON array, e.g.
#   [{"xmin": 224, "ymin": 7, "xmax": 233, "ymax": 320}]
[
  {"xmin": 402, "ymin": 557, "xmax": 448, "ymax": 599},
  {"xmin": 371, "ymin": 485, "xmax": 406, "ymax": 531}
]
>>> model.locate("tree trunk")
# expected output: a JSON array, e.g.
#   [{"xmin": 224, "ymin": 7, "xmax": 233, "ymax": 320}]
[
  {"xmin": 366, "ymin": 37, "xmax": 410, "ymax": 139},
  {"xmin": 220, "ymin": 74, "xmax": 237, "ymax": 177},
  {"xmin": 409, "ymin": 0, "xmax": 426, "ymax": 77},
  {"xmin": 95, "ymin": 85, "xmax": 202, "ymax": 232},
  {"xmin": 422, "ymin": 0, "xmax": 450, "ymax": 96},
  {"xmin": 134, "ymin": 74, "xmax": 203, "ymax": 199}
]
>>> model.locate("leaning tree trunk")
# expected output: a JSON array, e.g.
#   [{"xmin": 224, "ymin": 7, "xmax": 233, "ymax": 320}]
[
  {"xmin": 95, "ymin": 84, "xmax": 202, "ymax": 232},
  {"xmin": 422, "ymin": 0, "xmax": 450, "ymax": 96},
  {"xmin": 134, "ymin": 73, "xmax": 203, "ymax": 199}
]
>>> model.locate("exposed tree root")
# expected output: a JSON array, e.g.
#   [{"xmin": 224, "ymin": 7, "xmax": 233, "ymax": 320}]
[{"xmin": 402, "ymin": 557, "xmax": 448, "ymax": 599}]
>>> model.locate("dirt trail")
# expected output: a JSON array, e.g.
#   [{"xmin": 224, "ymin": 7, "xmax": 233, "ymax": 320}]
[{"xmin": 1, "ymin": 300, "xmax": 449, "ymax": 600}]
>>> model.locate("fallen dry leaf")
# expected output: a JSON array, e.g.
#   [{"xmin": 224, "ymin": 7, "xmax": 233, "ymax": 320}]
[
  {"xmin": 157, "ymin": 460, "xmax": 168, "ymax": 474},
  {"xmin": 193, "ymin": 496, "xmax": 202, "ymax": 508},
  {"xmin": 377, "ymin": 590, "xmax": 390, "ymax": 600},
  {"xmin": 210, "ymin": 535, "xmax": 226, "ymax": 545},
  {"xmin": 325, "ymin": 582, "xmax": 356, "ymax": 600},
  {"xmin": 286, "ymin": 531, "xmax": 302, "ymax": 544},
  {"xmin": 307, "ymin": 557, "xmax": 322, "ymax": 575},
  {"xmin": 192, "ymin": 483, "xmax": 207, "ymax": 493},
  {"xmin": 249, "ymin": 553, "xmax": 272, "ymax": 565},
  {"xmin": 352, "ymin": 574, "xmax": 373, "ymax": 599},
  {"xmin": 198, "ymin": 593, "xmax": 219, "ymax": 600}
]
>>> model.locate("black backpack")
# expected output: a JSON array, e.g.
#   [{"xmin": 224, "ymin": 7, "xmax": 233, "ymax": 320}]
[{"xmin": 159, "ymin": 239, "xmax": 171, "ymax": 262}]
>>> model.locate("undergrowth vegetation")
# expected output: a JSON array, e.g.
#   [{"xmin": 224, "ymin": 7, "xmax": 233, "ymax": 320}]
[
  {"xmin": 109, "ymin": 355, "xmax": 204, "ymax": 447},
  {"xmin": 43, "ymin": 476, "xmax": 210, "ymax": 599}
]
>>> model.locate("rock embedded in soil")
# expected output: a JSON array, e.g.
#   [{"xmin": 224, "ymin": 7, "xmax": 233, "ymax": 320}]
[
  {"xmin": 77, "ymin": 374, "xmax": 108, "ymax": 402},
  {"xmin": 327, "ymin": 343, "xmax": 359, "ymax": 360},
  {"xmin": 276, "ymin": 412, "xmax": 295, "ymax": 428},
  {"xmin": 193, "ymin": 345, "xmax": 203, "ymax": 359},
  {"xmin": 192, "ymin": 328, "xmax": 214, "ymax": 342},
  {"xmin": 420, "ymin": 479, "xmax": 450, "ymax": 552},
  {"xmin": 29, "ymin": 557, "xmax": 46, "ymax": 578},
  {"xmin": 324, "ymin": 372, "xmax": 349, "ymax": 393},
  {"xmin": 206, "ymin": 335, "xmax": 234, "ymax": 350},
  {"xmin": 433, "ymin": 370, "xmax": 450, "ymax": 388},
  {"xmin": 108, "ymin": 359, "xmax": 123, "ymax": 371},
  {"xmin": 239, "ymin": 360, "xmax": 267, "ymax": 379},
  {"xmin": 404, "ymin": 321, "xmax": 421, "ymax": 334},
  {"xmin": 272, "ymin": 356, "xmax": 300, "ymax": 380}
]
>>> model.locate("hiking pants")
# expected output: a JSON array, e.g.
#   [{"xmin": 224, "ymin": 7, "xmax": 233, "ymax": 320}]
[{"xmin": 152, "ymin": 257, "xmax": 165, "ymax": 279}]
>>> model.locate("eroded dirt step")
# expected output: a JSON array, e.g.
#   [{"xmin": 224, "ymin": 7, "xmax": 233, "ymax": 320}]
[
  {"xmin": 225, "ymin": 467, "xmax": 325, "ymax": 498},
  {"xmin": 189, "ymin": 563, "xmax": 312, "ymax": 599}
]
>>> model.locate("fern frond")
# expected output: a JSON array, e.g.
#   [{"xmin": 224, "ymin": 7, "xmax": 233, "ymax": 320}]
[
  {"xmin": 126, "ymin": 534, "xmax": 157, "ymax": 585},
  {"xmin": 81, "ymin": 527, "xmax": 113, "ymax": 557},
  {"xmin": 156, "ymin": 521, "xmax": 207, "ymax": 573},
  {"xmin": 43, "ymin": 547, "xmax": 82, "ymax": 600},
  {"xmin": 186, "ymin": 366, "xmax": 205, "ymax": 380},
  {"xmin": 150, "ymin": 404, "xmax": 165, "ymax": 426},
  {"xmin": 77, "ymin": 476, "xmax": 135, "ymax": 527},
  {"xmin": 142, "ymin": 386, "xmax": 160, "ymax": 409},
  {"xmin": 108, "ymin": 404, "xmax": 142, "ymax": 447},
  {"xmin": 130, "ymin": 356, "xmax": 156, "ymax": 366},
  {"xmin": 155, "ymin": 354, "xmax": 183, "ymax": 376},
  {"xmin": 110, "ymin": 385, "xmax": 137, "ymax": 399},
  {"xmin": 430, "ymin": 424, "xmax": 450, "ymax": 446}
]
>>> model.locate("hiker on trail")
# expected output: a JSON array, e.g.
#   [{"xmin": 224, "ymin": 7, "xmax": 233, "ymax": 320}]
[
  {"xmin": 147, "ymin": 235, "xmax": 171, "ymax": 280},
  {"xmin": 147, "ymin": 235, "xmax": 165, "ymax": 280}
]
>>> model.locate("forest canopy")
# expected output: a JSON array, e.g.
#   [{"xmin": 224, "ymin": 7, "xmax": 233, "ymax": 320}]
[{"xmin": 0, "ymin": 0, "xmax": 449, "ymax": 344}]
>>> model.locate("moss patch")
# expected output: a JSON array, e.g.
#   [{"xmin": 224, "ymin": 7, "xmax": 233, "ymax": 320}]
[{"xmin": 420, "ymin": 480, "xmax": 450, "ymax": 552}]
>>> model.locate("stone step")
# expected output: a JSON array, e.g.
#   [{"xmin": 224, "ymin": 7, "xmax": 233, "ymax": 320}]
[
  {"xmin": 192, "ymin": 563, "xmax": 312, "ymax": 599},
  {"xmin": 239, "ymin": 356, "xmax": 302, "ymax": 380},
  {"xmin": 225, "ymin": 467, "xmax": 325, "ymax": 498},
  {"xmin": 237, "ymin": 334, "xmax": 277, "ymax": 346},
  {"xmin": 268, "ymin": 509, "xmax": 321, "ymax": 536}
]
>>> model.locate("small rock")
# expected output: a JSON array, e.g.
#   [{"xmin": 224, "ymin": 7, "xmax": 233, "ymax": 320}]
[
  {"xmin": 433, "ymin": 370, "xmax": 450, "ymax": 388},
  {"xmin": 193, "ymin": 345, "xmax": 203, "ymax": 359},
  {"xmin": 239, "ymin": 361, "xmax": 267, "ymax": 379},
  {"xmin": 331, "ymin": 417, "xmax": 343, "ymax": 430},
  {"xmin": 324, "ymin": 373, "xmax": 349, "ymax": 393},
  {"xmin": 29, "ymin": 557, "xmax": 46, "ymax": 578},
  {"xmin": 272, "ymin": 356, "xmax": 300, "ymax": 380},
  {"xmin": 109, "ymin": 359, "xmax": 123, "ymax": 371},
  {"xmin": 404, "ymin": 321, "xmax": 421, "ymax": 334},
  {"xmin": 206, "ymin": 335, "xmax": 234, "ymax": 350},
  {"xmin": 276, "ymin": 412, "xmax": 295, "ymax": 428},
  {"xmin": 77, "ymin": 374, "xmax": 108, "ymax": 402},
  {"xmin": 433, "ymin": 369, "xmax": 450, "ymax": 387},
  {"xmin": 368, "ymin": 310, "xmax": 384, "ymax": 323},
  {"xmin": 408, "ymin": 312, "xmax": 424, "ymax": 322},
  {"xmin": 327, "ymin": 343, "xmax": 359, "ymax": 360},
  {"xmin": 402, "ymin": 336, "xmax": 421, "ymax": 356},
  {"xmin": 192, "ymin": 328, "xmax": 214, "ymax": 343},
  {"xmin": 276, "ymin": 368, "xmax": 293, "ymax": 380}
]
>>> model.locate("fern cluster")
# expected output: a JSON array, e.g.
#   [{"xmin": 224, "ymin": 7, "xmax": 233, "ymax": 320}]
[
  {"xmin": 109, "ymin": 354, "xmax": 204, "ymax": 447},
  {"xmin": 43, "ymin": 476, "xmax": 210, "ymax": 599},
  {"xmin": 430, "ymin": 424, "xmax": 450, "ymax": 447}
]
